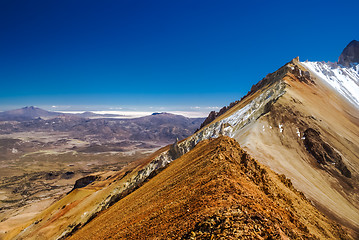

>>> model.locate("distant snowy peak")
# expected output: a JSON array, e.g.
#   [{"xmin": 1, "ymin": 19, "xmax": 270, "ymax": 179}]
[{"xmin": 301, "ymin": 61, "xmax": 359, "ymax": 108}]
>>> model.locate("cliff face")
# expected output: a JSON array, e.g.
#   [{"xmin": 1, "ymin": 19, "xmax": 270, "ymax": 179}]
[
  {"xmin": 338, "ymin": 40, "xmax": 359, "ymax": 67},
  {"xmin": 69, "ymin": 137, "xmax": 348, "ymax": 240}
]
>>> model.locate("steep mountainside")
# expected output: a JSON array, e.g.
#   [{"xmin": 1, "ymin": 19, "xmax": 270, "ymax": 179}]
[
  {"xmin": 302, "ymin": 61, "xmax": 359, "ymax": 108},
  {"xmin": 6, "ymin": 41, "xmax": 359, "ymax": 239},
  {"xmin": 188, "ymin": 57, "xmax": 359, "ymax": 234},
  {"xmin": 69, "ymin": 137, "xmax": 348, "ymax": 239}
]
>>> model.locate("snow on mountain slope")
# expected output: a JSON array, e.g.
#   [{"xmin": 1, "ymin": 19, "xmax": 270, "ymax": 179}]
[{"xmin": 301, "ymin": 61, "xmax": 359, "ymax": 108}]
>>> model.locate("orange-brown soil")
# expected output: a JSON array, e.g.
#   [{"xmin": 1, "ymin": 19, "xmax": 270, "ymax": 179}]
[
  {"xmin": 194, "ymin": 58, "xmax": 359, "ymax": 235},
  {"xmin": 69, "ymin": 136, "xmax": 348, "ymax": 239}
]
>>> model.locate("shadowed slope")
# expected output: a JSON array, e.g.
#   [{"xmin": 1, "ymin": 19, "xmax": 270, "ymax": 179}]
[{"xmin": 69, "ymin": 136, "xmax": 348, "ymax": 239}]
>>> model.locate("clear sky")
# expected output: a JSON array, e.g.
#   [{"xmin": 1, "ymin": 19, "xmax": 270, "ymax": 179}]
[{"xmin": 1, "ymin": 0, "xmax": 358, "ymax": 114}]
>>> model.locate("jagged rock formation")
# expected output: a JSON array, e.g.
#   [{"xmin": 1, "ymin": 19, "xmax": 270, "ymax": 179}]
[
  {"xmin": 196, "ymin": 100, "xmax": 240, "ymax": 131},
  {"xmin": 69, "ymin": 137, "xmax": 348, "ymax": 240},
  {"xmin": 338, "ymin": 40, "xmax": 359, "ymax": 67}
]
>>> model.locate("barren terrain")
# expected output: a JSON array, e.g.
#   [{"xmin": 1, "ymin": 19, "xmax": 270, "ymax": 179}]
[
  {"xmin": 0, "ymin": 113, "xmax": 203, "ymax": 237},
  {"xmin": 69, "ymin": 137, "xmax": 348, "ymax": 239}
]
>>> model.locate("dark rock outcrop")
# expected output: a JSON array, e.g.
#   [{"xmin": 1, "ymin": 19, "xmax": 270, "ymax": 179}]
[
  {"xmin": 197, "ymin": 111, "xmax": 217, "ymax": 131},
  {"xmin": 289, "ymin": 64, "xmax": 314, "ymax": 84},
  {"xmin": 168, "ymin": 138, "xmax": 181, "ymax": 159},
  {"xmin": 303, "ymin": 128, "xmax": 351, "ymax": 178},
  {"xmin": 72, "ymin": 175, "xmax": 98, "ymax": 190},
  {"xmin": 338, "ymin": 40, "xmax": 359, "ymax": 67},
  {"xmin": 196, "ymin": 100, "xmax": 240, "ymax": 131}
]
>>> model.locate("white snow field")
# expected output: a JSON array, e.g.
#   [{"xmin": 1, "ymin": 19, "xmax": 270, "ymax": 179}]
[{"xmin": 302, "ymin": 61, "xmax": 359, "ymax": 108}]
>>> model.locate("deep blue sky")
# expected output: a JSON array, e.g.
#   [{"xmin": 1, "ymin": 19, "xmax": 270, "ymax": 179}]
[{"xmin": 1, "ymin": 0, "xmax": 358, "ymax": 112}]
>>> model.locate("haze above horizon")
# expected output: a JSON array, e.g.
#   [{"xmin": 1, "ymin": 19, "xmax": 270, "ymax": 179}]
[{"xmin": 1, "ymin": 0, "xmax": 358, "ymax": 112}]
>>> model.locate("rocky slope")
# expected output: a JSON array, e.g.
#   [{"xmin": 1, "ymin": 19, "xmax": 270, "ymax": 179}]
[
  {"xmin": 301, "ymin": 60, "xmax": 359, "ymax": 108},
  {"xmin": 68, "ymin": 137, "xmax": 348, "ymax": 239}
]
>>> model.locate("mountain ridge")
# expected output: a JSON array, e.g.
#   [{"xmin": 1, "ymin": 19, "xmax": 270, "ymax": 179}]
[
  {"xmin": 68, "ymin": 136, "xmax": 348, "ymax": 239},
  {"xmin": 5, "ymin": 42, "xmax": 359, "ymax": 239}
]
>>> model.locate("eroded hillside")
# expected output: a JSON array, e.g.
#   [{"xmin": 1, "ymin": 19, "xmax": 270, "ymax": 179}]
[{"xmin": 69, "ymin": 136, "xmax": 348, "ymax": 239}]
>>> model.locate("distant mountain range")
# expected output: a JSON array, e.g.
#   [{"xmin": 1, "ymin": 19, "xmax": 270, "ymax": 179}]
[
  {"xmin": 0, "ymin": 106, "xmax": 124, "ymax": 121},
  {"xmin": 0, "ymin": 109, "xmax": 205, "ymax": 146},
  {"xmin": 0, "ymin": 106, "xmax": 60, "ymax": 121}
]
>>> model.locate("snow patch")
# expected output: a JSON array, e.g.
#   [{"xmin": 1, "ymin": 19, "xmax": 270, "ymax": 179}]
[
  {"xmin": 279, "ymin": 124, "xmax": 283, "ymax": 133},
  {"xmin": 301, "ymin": 61, "xmax": 359, "ymax": 108}
]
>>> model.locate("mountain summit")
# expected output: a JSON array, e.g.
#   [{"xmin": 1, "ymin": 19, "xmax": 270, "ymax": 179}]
[
  {"xmin": 338, "ymin": 40, "xmax": 359, "ymax": 67},
  {"xmin": 0, "ymin": 106, "xmax": 61, "ymax": 120}
]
